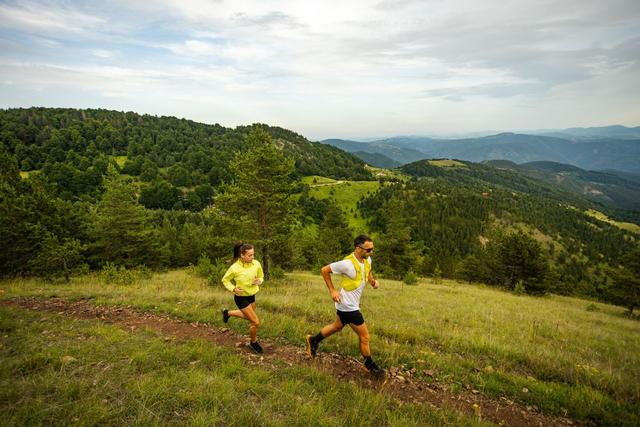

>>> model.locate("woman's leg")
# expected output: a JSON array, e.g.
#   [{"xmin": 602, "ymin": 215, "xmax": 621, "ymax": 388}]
[
  {"xmin": 240, "ymin": 304, "xmax": 260, "ymax": 343},
  {"xmin": 228, "ymin": 299, "xmax": 256, "ymax": 320},
  {"xmin": 228, "ymin": 308, "xmax": 247, "ymax": 319}
]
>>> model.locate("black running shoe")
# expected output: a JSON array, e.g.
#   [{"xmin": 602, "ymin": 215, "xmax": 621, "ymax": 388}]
[
  {"xmin": 222, "ymin": 309, "xmax": 230, "ymax": 323},
  {"xmin": 365, "ymin": 360, "xmax": 386, "ymax": 379},
  {"xmin": 249, "ymin": 341, "xmax": 263, "ymax": 354},
  {"xmin": 305, "ymin": 334, "xmax": 318, "ymax": 357}
]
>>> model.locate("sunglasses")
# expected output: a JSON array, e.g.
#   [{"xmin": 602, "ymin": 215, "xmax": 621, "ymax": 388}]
[{"xmin": 359, "ymin": 246, "xmax": 374, "ymax": 253}]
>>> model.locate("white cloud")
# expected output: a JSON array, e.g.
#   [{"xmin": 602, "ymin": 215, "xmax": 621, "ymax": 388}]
[
  {"xmin": 90, "ymin": 49, "xmax": 114, "ymax": 59},
  {"xmin": 0, "ymin": 1, "xmax": 105, "ymax": 35},
  {"xmin": 0, "ymin": 0, "xmax": 638, "ymax": 136}
]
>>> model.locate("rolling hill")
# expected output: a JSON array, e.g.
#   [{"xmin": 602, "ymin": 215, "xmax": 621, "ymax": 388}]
[
  {"xmin": 483, "ymin": 160, "xmax": 640, "ymax": 211},
  {"xmin": 321, "ymin": 128, "xmax": 640, "ymax": 173}
]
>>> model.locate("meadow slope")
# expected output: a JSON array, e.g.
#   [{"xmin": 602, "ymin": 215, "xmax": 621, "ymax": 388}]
[{"xmin": 1, "ymin": 270, "xmax": 638, "ymax": 426}]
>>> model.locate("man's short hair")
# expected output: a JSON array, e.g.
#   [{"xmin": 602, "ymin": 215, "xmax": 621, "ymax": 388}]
[{"xmin": 354, "ymin": 234, "xmax": 372, "ymax": 247}]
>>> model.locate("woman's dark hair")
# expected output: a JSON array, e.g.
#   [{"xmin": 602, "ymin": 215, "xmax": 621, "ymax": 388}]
[
  {"xmin": 353, "ymin": 234, "xmax": 372, "ymax": 248},
  {"xmin": 233, "ymin": 242, "xmax": 254, "ymax": 260}
]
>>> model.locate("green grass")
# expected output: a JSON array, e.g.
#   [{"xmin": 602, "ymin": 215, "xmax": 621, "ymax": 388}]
[
  {"xmin": 585, "ymin": 209, "xmax": 640, "ymax": 234},
  {"xmin": 301, "ymin": 176, "xmax": 340, "ymax": 186},
  {"xmin": 365, "ymin": 165, "xmax": 408, "ymax": 181},
  {"xmin": 307, "ymin": 179, "xmax": 380, "ymax": 231},
  {"xmin": 0, "ymin": 303, "xmax": 482, "ymax": 426},
  {"xmin": 112, "ymin": 155, "xmax": 128, "ymax": 168},
  {"xmin": 19, "ymin": 171, "xmax": 31, "ymax": 178},
  {"xmin": 2, "ymin": 270, "xmax": 639, "ymax": 426},
  {"xmin": 428, "ymin": 160, "xmax": 468, "ymax": 168}
]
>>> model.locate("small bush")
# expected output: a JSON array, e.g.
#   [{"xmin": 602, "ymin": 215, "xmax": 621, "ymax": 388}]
[
  {"xmin": 586, "ymin": 303, "xmax": 600, "ymax": 312},
  {"xmin": 432, "ymin": 265, "xmax": 443, "ymax": 285},
  {"xmin": 99, "ymin": 263, "xmax": 153, "ymax": 285},
  {"xmin": 514, "ymin": 280, "xmax": 526, "ymax": 295},
  {"xmin": 403, "ymin": 270, "xmax": 419, "ymax": 285},
  {"xmin": 136, "ymin": 265, "xmax": 153, "ymax": 280},
  {"xmin": 194, "ymin": 255, "xmax": 214, "ymax": 278},
  {"xmin": 269, "ymin": 265, "xmax": 285, "ymax": 280},
  {"xmin": 193, "ymin": 255, "xmax": 229, "ymax": 286},
  {"xmin": 100, "ymin": 263, "xmax": 136, "ymax": 285},
  {"xmin": 207, "ymin": 261, "xmax": 229, "ymax": 285}
]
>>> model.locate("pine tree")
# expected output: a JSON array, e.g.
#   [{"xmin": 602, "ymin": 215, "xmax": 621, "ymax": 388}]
[
  {"xmin": 317, "ymin": 201, "xmax": 353, "ymax": 265},
  {"xmin": 375, "ymin": 196, "xmax": 414, "ymax": 279},
  {"xmin": 496, "ymin": 232, "xmax": 549, "ymax": 294},
  {"xmin": 216, "ymin": 129, "xmax": 297, "ymax": 279},
  {"xmin": 91, "ymin": 167, "xmax": 162, "ymax": 267},
  {"xmin": 608, "ymin": 249, "xmax": 640, "ymax": 314}
]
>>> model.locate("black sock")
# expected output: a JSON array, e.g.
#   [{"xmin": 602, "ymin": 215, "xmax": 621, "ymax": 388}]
[
  {"xmin": 364, "ymin": 356, "xmax": 373, "ymax": 367},
  {"xmin": 312, "ymin": 332, "xmax": 324, "ymax": 344}
]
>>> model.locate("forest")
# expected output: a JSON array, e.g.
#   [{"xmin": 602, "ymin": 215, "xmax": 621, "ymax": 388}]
[{"xmin": 1, "ymin": 107, "xmax": 638, "ymax": 313}]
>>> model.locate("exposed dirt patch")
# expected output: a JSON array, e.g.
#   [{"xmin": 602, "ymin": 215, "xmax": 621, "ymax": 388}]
[{"xmin": 2, "ymin": 297, "xmax": 587, "ymax": 427}]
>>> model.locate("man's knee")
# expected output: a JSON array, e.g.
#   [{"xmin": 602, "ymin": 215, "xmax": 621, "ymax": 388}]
[{"xmin": 251, "ymin": 317, "xmax": 260, "ymax": 328}]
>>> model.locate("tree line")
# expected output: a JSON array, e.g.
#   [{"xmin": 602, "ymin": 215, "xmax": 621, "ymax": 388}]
[
  {"xmin": 356, "ymin": 174, "xmax": 639, "ymax": 311},
  {"xmin": 1, "ymin": 108, "xmax": 637, "ymax": 313}
]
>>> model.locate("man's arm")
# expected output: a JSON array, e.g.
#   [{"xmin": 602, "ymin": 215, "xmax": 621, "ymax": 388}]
[
  {"xmin": 368, "ymin": 270, "xmax": 379, "ymax": 289},
  {"xmin": 320, "ymin": 264, "xmax": 342, "ymax": 303}
]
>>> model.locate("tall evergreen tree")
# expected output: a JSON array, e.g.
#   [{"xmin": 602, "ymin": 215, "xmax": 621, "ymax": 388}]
[
  {"xmin": 91, "ymin": 167, "xmax": 162, "ymax": 267},
  {"xmin": 607, "ymin": 249, "xmax": 640, "ymax": 314},
  {"xmin": 495, "ymin": 231, "xmax": 549, "ymax": 294},
  {"xmin": 317, "ymin": 201, "xmax": 353, "ymax": 265},
  {"xmin": 216, "ymin": 129, "xmax": 296, "ymax": 279},
  {"xmin": 375, "ymin": 196, "xmax": 414, "ymax": 279}
]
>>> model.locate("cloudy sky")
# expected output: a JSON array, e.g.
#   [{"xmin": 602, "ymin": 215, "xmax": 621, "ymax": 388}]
[{"xmin": 1, "ymin": 0, "xmax": 639, "ymax": 139}]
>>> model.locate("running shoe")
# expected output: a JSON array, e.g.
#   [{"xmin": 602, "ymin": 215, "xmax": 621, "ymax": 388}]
[
  {"xmin": 365, "ymin": 360, "xmax": 386, "ymax": 379},
  {"xmin": 222, "ymin": 309, "xmax": 230, "ymax": 323},
  {"xmin": 249, "ymin": 341, "xmax": 264, "ymax": 354},
  {"xmin": 305, "ymin": 334, "xmax": 318, "ymax": 357}
]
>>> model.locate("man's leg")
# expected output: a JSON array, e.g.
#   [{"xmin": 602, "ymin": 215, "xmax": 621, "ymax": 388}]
[
  {"xmin": 306, "ymin": 315, "xmax": 343, "ymax": 357},
  {"xmin": 350, "ymin": 322, "xmax": 385, "ymax": 378},
  {"xmin": 349, "ymin": 322, "xmax": 371, "ymax": 357},
  {"xmin": 320, "ymin": 315, "xmax": 344, "ymax": 338}
]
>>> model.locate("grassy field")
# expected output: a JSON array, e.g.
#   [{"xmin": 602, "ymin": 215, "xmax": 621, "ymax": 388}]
[
  {"xmin": 1, "ymin": 304, "xmax": 479, "ymax": 426},
  {"xmin": 428, "ymin": 159, "xmax": 468, "ymax": 168},
  {"xmin": 112, "ymin": 155, "xmax": 128, "ymax": 168},
  {"xmin": 304, "ymin": 178, "xmax": 381, "ymax": 231},
  {"xmin": 2, "ymin": 270, "xmax": 638, "ymax": 426},
  {"xmin": 301, "ymin": 176, "xmax": 341, "ymax": 186},
  {"xmin": 585, "ymin": 209, "xmax": 640, "ymax": 234}
]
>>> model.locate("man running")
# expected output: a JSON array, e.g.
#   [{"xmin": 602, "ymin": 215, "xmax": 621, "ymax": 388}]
[{"xmin": 306, "ymin": 234, "xmax": 385, "ymax": 378}]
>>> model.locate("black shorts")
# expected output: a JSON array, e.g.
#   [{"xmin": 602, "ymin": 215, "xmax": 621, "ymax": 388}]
[
  {"xmin": 337, "ymin": 310, "xmax": 365, "ymax": 326},
  {"xmin": 234, "ymin": 295, "xmax": 256, "ymax": 310}
]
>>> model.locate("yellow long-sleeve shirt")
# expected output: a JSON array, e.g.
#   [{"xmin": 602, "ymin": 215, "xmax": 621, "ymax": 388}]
[{"xmin": 221, "ymin": 259, "xmax": 264, "ymax": 296}]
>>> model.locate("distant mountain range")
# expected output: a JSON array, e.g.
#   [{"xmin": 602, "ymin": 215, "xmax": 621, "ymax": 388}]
[
  {"xmin": 320, "ymin": 126, "xmax": 640, "ymax": 173},
  {"xmin": 482, "ymin": 160, "xmax": 640, "ymax": 211}
]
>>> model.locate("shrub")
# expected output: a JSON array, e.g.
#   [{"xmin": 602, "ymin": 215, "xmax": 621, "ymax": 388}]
[
  {"xmin": 586, "ymin": 303, "xmax": 600, "ymax": 312},
  {"xmin": 100, "ymin": 263, "xmax": 136, "ymax": 285},
  {"xmin": 514, "ymin": 280, "xmax": 526, "ymax": 295},
  {"xmin": 269, "ymin": 265, "xmax": 286, "ymax": 280},
  {"xmin": 194, "ymin": 255, "xmax": 228, "ymax": 287},
  {"xmin": 403, "ymin": 270, "xmax": 419, "ymax": 285}
]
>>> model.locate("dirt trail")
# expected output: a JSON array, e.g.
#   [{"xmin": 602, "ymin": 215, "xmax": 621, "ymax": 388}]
[{"xmin": 2, "ymin": 298, "xmax": 586, "ymax": 427}]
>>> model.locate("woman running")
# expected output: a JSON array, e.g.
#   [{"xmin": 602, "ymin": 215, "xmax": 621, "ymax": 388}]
[{"xmin": 221, "ymin": 242, "xmax": 265, "ymax": 353}]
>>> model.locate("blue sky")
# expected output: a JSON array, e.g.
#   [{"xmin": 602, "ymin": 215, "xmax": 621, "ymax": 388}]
[{"xmin": 1, "ymin": 0, "xmax": 639, "ymax": 139}]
